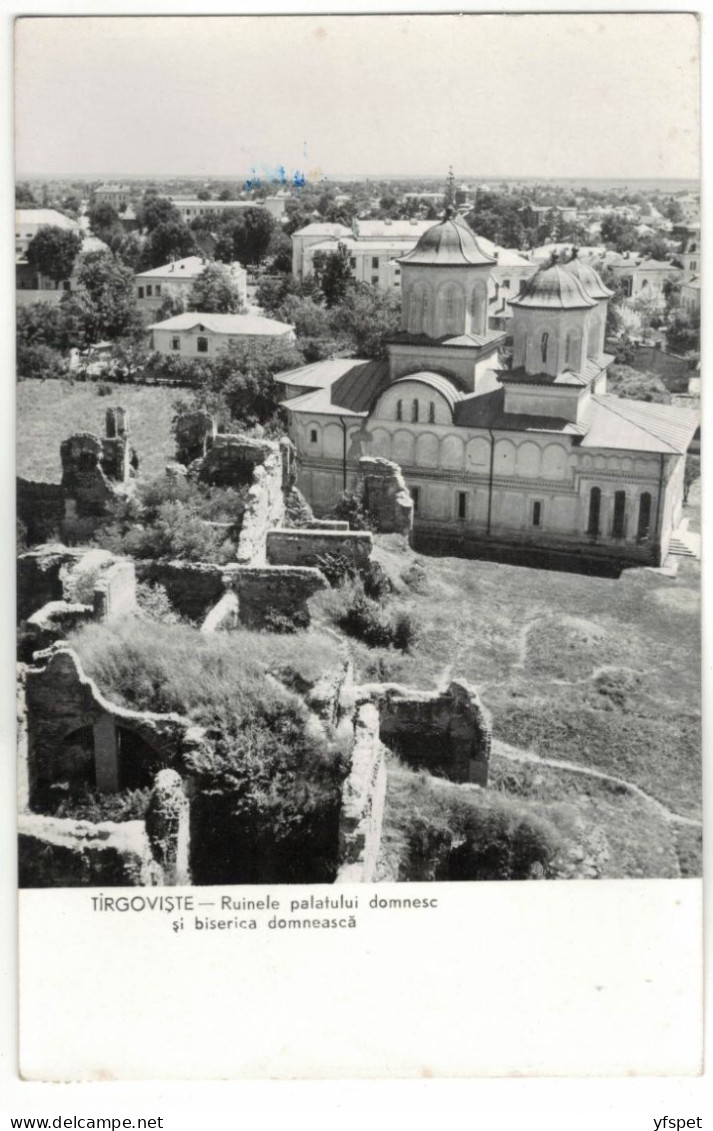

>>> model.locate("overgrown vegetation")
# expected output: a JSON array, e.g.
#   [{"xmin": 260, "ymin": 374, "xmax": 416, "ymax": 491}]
[
  {"xmin": 92, "ymin": 472, "xmax": 246, "ymax": 564},
  {"xmin": 378, "ymin": 761, "xmax": 565, "ymax": 882},
  {"xmin": 66, "ymin": 620, "xmax": 351, "ymax": 883}
]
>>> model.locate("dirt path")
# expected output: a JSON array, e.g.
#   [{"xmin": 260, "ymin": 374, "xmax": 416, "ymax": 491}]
[{"xmin": 492, "ymin": 739, "xmax": 701, "ymax": 828}]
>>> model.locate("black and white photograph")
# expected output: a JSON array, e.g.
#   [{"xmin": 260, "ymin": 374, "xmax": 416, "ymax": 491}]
[{"xmin": 8, "ymin": 8, "xmax": 706, "ymax": 1087}]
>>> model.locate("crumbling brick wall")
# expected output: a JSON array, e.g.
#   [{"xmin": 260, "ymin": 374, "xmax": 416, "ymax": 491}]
[
  {"xmin": 136, "ymin": 560, "xmax": 227, "ymax": 621},
  {"xmin": 358, "ymin": 457, "xmax": 414, "ymax": 537},
  {"xmin": 266, "ymin": 529, "xmax": 373, "ymax": 571},
  {"xmin": 230, "ymin": 566, "xmax": 328, "ymax": 630},
  {"xmin": 362, "ymin": 679, "xmax": 492, "ymax": 786},
  {"xmin": 17, "ymin": 479, "xmax": 65, "ymax": 545},
  {"xmin": 174, "ymin": 410, "xmax": 216, "ymax": 466},
  {"xmin": 24, "ymin": 646, "xmax": 206, "ymax": 806},
  {"xmin": 18, "ymin": 814, "xmax": 159, "ymax": 888},
  {"xmin": 335, "ymin": 703, "xmax": 387, "ymax": 883}
]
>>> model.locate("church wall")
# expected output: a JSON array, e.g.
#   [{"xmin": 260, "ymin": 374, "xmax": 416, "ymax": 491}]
[
  {"xmin": 388, "ymin": 342, "xmax": 484, "ymax": 391},
  {"xmin": 503, "ymin": 383, "xmax": 588, "ymax": 424},
  {"xmin": 373, "ymin": 381, "xmax": 453, "ymax": 427},
  {"xmin": 400, "ymin": 263, "xmax": 493, "ymax": 339}
]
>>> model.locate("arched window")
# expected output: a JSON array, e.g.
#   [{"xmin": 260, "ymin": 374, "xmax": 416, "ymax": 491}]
[
  {"xmin": 420, "ymin": 289, "xmax": 429, "ymax": 333},
  {"xmin": 587, "ymin": 486, "xmax": 601, "ymax": 536},
  {"xmin": 396, "ymin": 399, "xmax": 403, "ymax": 422},
  {"xmin": 637, "ymin": 492, "xmax": 652, "ymax": 540},
  {"xmin": 613, "ymin": 490, "xmax": 626, "ymax": 539},
  {"xmin": 445, "ymin": 289, "xmax": 455, "ymax": 319},
  {"xmin": 541, "ymin": 331, "xmax": 549, "ymax": 364},
  {"xmin": 428, "ymin": 402, "xmax": 436, "ymax": 424},
  {"xmin": 412, "ymin": 399, "xmax": 419, "ymax": 424}
]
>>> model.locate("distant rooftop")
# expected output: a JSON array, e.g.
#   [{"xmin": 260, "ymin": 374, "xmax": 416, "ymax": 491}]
[
  {"xmin": 148, "ymin": 312, "xmax": 293, "ymax": 336},
  {"xmin": 15, "ymin": 209, "xmax": 79, "ymax": 230}
]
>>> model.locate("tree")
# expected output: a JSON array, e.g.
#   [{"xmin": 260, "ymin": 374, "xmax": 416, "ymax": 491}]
[
  {"xmin": 218, "ymin": 188, "xmax": 233, "ymax": 201},
  {"xmin": 73, "ymin": 249, "xmax": 143, "ymax": 342},
  {"xmin": 26, "ymin": 227, "xmax": 83, "ymax": 284},
  {"xmin": 197, "ymin": 189, "xmax": 211, "ymax": 201},
  {"xmin": 329, "ymin": 283, "xmax": 401, "ymax": 358},
  {"xmin": 89, "ymin": 201, "xmax": 122, "ymax": 240},
  {"xmin": 599, "ymin": 213, "xmax": 638, "ymax": 252},
  {"xmin": 663, "ymin": 197, "xmax": 684, "ymax": 224},
  {"xmin": 666, "ymin": 309, "xmax": 700, "ymax": 356},
  {"xmin": 636, "ymin": 234, "xmax": 672, "ymax": 262},
  {"xmin": 156, "ymin": 286, "xmax": 188, "ymax": 321},
  {"xmin": 16, "ymin": 182, "xmax": 36, "ymax": 206},
  {"xmin": 187, "ymin": 262, "xmax": 244, "ymax": 313},
  {"xmin": 140, "ymin": 195, "xmax": 182, "ymax": 232},
  {"xmin": 16, "ymin": 301, "xmax": 68, "ymax": 351},
  {"xmin": 139, "ymin": 220, "xmax": 197, "ymax": 270},
  {"xmin": 267, "ymin": 229, "xmax": 293, "ymax": 273},
  {"xmin": 315, "ymin": 242, "xmax": 353, "ymax": 307},
  {"xmin": 214, "ymin": 208, "xmax": 275, "ymax": 266},
  {"xmin": 662, "ymin": 276, "xmax": 682, "ymax": 315},
  {"xmin": 632, "ymin": 293, "xmax": 664, "ymax": 340}
]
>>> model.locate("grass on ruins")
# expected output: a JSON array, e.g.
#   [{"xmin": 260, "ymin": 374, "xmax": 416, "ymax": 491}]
[
  {"xmin": 66, "ymin": 618, "xmax": 352, "ymax": 884},
  {"xmin": 313, "ymin": 488, "xmax": 701, "ymax": 878},
  {"xmin": 16, "ymin": 378, "xmax": 179, "ymax": 482}
]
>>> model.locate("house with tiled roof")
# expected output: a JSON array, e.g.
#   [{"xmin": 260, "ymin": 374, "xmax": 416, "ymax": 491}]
[
  {"xmin": 135, "ymin": 256, "xmax": 247, "ymax": 313},
  {"xmin": 277, "ymin": 211, "xmax": 697, "ymax": 566},
  {"xmin": 147, "ymin": 311, "xmax": 295, "ymax": 359},
  {"xmin": 606, "ymin": 253, "xmax": 681, "ymax": 303}
]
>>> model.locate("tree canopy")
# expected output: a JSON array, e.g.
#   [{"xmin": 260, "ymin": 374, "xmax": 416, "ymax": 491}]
[
  {"xmin": 214, "ymin": 207, "xmax": 275, "ymax": 267},
  {"xmin": 187, "ymin": 262, "xmax": 244, "ymax": 314},
  {"xmin": 139, "ymin": 220, "xmax": 197, "ymax": 270},
  {"xmin": 26, "ymin": 227, "xmax": 83, "ymax": 284}
]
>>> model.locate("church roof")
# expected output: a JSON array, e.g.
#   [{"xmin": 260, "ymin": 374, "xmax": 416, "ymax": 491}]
[
  {"xmin": 509, "ymin": 255, "xmax": 597, "ymax": 310},
  {"xmin": 562, "ymin": 249, "xmax": 613, "ymax": 300},
  {"xmin": 280, "ymin": 359, "xmax": 391, "ymax": 418},
  {"xmin": 398, "ymin": 209, "xmax": 496, "ymax": 267},
  {"xmin": 453, "ymin": 387, "xmax": 587, "ymax": 435},
  {"xmin": 497, "ymin": 355, "xmax": 614, "ymax": 389},
  {"xmin": 386, "ymin": 372, "xmax": 464, "ymax": 412},
  {"xmin": 581, "ymin": 396, "xmax": 698, "ymax": 454},
  {"xmin": 388, "ymin": 327, "xmax": 505, "ymax": 350}
]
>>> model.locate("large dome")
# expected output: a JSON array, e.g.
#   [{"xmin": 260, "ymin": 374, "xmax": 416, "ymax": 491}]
[
  {"xmin": 563, "ymin": 249, "xmax": 613, "ymax": 300},
  {"xmin": 398, "ymin": 208, "xmax": 496, "ymax": 267},
  {"xmin": 509, "ymin": 253, "xmax": 597, "ymax": 310}
]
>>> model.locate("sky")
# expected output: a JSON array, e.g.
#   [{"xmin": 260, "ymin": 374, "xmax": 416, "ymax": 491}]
[{"xmin": 14, "ymin": 13, "xmax": 700, "ymax": 181}]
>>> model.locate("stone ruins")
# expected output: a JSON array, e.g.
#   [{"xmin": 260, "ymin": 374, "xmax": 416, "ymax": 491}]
[{"xmin": 17, "ymin": 408, "xmax": 493, "ymax": 887}]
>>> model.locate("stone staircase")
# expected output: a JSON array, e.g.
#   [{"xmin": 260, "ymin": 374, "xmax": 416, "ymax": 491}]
[{"xmin": 667, "ymin": 519, "xmax": 700, "ymax": 561}]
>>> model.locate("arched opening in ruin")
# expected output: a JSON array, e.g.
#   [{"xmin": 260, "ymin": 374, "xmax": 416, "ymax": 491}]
[
  {"xmin": 116, "ymin": 726, "xmax": 164, "ymax": 791},
  {"xmin": 57, "ymin": 725, "xmax": 96, "ymax": 788}
]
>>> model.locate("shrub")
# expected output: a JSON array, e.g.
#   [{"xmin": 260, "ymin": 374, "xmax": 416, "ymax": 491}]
[
  {"xmin": 65, "ymin": 619, "xmax": 350, "ymax": 885},
  {"xmin": 135, "ymin": 581, "xmax": 182, "ymax": 624},
  {"xmin": 96, "ymin": 382, "xmax": 114, "ymax": 397},
  {"xmin": 16, "ymin": 343, "xmax": 67, "ymax": 381},
  {"xmin": 42, "ymin": 782, "xmax": 151, "ymax": 823},
  {"xmin": 336, "ymin": 583, "xmax": 418, "ymax": 652},
  {"xmin": 331, "ymin": 490, "xmax": 375, "ymax": 531}
]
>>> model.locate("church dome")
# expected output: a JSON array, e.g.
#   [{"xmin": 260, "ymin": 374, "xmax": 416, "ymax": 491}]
[
  {"xmin": 563, "ymin": 248, "xmax": 613, "ymax": 300},
  {"xmin": 398, "ymin": 208, "xmax": 496, "ymax": 267},
  {"xmin": 509, "ymin": 252, "xmax": 598, "ymax": 310}
]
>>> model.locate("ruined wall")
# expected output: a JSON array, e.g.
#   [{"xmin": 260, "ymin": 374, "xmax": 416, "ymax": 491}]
[
  {"xmin": 17, "ymin": 545, "xmax": 85, "ymax": 621},
  {"xmin": 266, "ymin": 529, "xmax": 373, "ymax": 571},
  {"xmin": 136, "ymin": 560, "xmax": 227, "ymax": 621},
  {"xmin": 363, "ymin": 679, "xmax": 492, "ymax": 785},
  {"xmin": 25, "ymin": 646, "xmax": 206, "ymax": 806},
  {"xmin": 358, "ymin": 456, "xmax": 414, "ymax": 537},
  {"xmin": 174, "ymin": 410, "xmax": 216, "ymax": 466},
  {"xmin": 236, "ymin": 450, "xmax": 287, "ymax": 565},
  {"xmin": 229, "ymin": 566, "xmax": 328, "ymax": 630},
  {"xmin": 16, "ymin": 479, "xmax": 65, "ymax": 545},
  {"xmin": 145, "ymin": 769, "xmax": 191, "ymax": 886},
  {"xmin": 18, "ymin": 814, "xmax": 158, "ymax": 888},
  {"xmin": 336, "ymin": 703, "xmax": 387, "ymax": 883}
]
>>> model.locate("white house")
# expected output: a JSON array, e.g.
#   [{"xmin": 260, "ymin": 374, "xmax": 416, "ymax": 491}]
[
  {"xmin": 277, "ymin": 211, "xmax": 697, "ymax": 568},
  {"xmin": 147, "ymin": 311, "xmax": 295, "ymax": 359},
  {"xmin": 15, "ymin": 208, "xmax": 80, "ymax": 258},
  {"xmin": 606, "ymin": 254, "xmax": 681, "ymax": 303},
  {"xmin": 134, "ymin": 256, "xmax": 248, "ymax": 313},
  {"xmin": 93, "ymin": 184, "xmax": 133, "ymax": 210}
]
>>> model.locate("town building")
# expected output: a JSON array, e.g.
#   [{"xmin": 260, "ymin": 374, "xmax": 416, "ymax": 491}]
[
  {"xmin": 16, "ymin": 231, "xmax": 107, "ymax": 306},
  {"xmin": 680, "ymin": 276, "xmax": 700, "ymax": 314},
  {"xmin": 277, "ymin": 210, "xmax": 697, "ymax": 567},
  {"xmin": 15, "ymin": 208, "xmax": 80, "ymax": 259},
  {"xmin": 93, "ymin": 184, "xmax": 133, "ymax": 210},
  {"xmin": 673, "ymin": 222, "xmax": 701, "ymax": 282},
  {"xmin": 291, "ymin": 215, "xmax": 535, "ymax": 323},
  {"xmin": 606, "ymin": 254, "xmax": 681, "ymax": 302},
  {"xmin": 134, "ymin": 256, "xmax": 248, "ymax": 313},
  {"xmin": 169, "ymin": 198, "xmax": 272, "ymax": 224},
  {"xmin": 147, "ymin": 311, "xmax": 295, "ymax": 359}
]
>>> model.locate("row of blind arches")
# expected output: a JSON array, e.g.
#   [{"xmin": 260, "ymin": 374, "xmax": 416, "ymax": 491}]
[{"xmin": 587, "ymin": 486, "xmax": 652, "ymax": 541}]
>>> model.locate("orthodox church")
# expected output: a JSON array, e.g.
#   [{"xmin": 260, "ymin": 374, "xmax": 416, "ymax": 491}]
[{"xmin": 276, "ymin": 209, "xmax": 697, "ymax": 566}]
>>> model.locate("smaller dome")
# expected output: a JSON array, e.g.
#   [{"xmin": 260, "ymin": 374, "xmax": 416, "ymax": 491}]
[
  {"xmin": 564, "ymin": 248, "xmax": 613, "ymax": 300},
  {"xmin": 509, "ymin": 252, "xmax": 597, "ymax": 310},
  {"xmin": 398, "ymin": 208, "xmax": 495, "ymax": 267}
]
